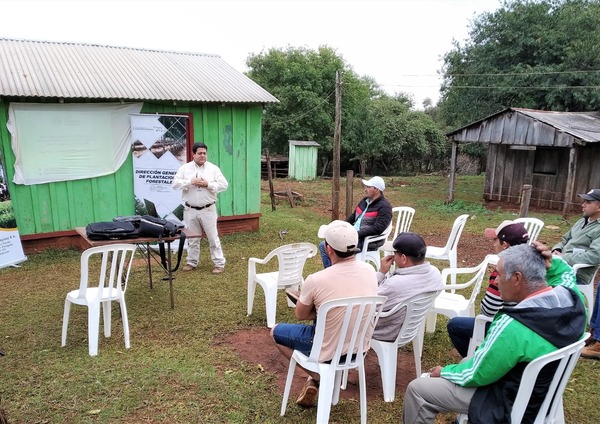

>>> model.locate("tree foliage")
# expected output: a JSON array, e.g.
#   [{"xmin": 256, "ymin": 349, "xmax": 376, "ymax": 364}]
[
  {"xmin": 246, "ymin": 46, "xmax": 448, "ymax": 175},
  {"xmin": 439, "ymin": 0, "xmax": 600, "ymax": 129}
]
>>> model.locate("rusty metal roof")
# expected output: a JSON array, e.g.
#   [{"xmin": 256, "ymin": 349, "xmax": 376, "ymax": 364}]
[
  {"xmin": 0, "ymin": 38, "xmax": 278, "ymax": 104},
  {"xmin": 447, "ymin": 107, "xmax": 600, "ymax": 147}
]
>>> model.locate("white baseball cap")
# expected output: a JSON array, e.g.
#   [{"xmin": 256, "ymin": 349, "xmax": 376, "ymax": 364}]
[{"xmin": 361, "ymin": 176, "xmax": 385, "ymax": 191}]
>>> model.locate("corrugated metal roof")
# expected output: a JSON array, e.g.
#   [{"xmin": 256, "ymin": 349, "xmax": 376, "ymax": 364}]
[
  {"xmin": 289, "ymin": 140, "xmax": 321, "ymax": 147},
  {"xmin": 0, "ymin": 38, "xmax": 278, "ymax": 104},
  {"xmin": 513, "ymin": 108, "xmax": 600, "ymax": 142},
  {"xmin": 447, "ymin": 107, "xmax": 600, "ymax": 146}
]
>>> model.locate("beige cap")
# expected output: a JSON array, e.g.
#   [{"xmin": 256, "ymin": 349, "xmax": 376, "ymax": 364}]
[{"xmin": 318, "ymin": 220, "xmax": 360, "ymax": 253}]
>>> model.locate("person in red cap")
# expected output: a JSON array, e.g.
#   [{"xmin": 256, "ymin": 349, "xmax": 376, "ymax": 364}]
[
  {"xmin": 552, "ymin": 188, "xmax": 600, "ymax": 359},
  {"xmin": 446, "ymin": 220, "xmax": 531, "ymax": 357}
]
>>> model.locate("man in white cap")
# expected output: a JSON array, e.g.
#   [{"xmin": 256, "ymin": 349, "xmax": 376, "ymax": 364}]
[
  {"xmin": 319, "ymin": 176, "xmax": 393, "ymax": 268},
  {"xmin": 552, "ymin": 188, "xmax": 600, "ymax": 359},
  {"xmin": 271, "ymin": 220, "xmax": 378, "ymax": 408}
]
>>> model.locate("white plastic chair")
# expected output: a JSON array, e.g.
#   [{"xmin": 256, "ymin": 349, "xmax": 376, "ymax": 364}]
[
  {"xmin": 573, "ymin": 263, "xmax": 599, "ymax": 324},
  {"xmin": 247, "ymin": 243, "xmax": 318, "ymax": 328},
  {"xmin": 458, "ymin": 333, "xmax": 589, "ymax": 424},
  {"xmin": 358, "ymin": 223, "xmax": 392, "ymax": 269},
  {"xmin": 465, "ymin": 314, "xmax": 494, "ymax": 358},
  {"xmin": 370, "ymin": 290, "xmax": 440, "ymax": 402},
  {"xmin": 61, "ymin": 244, "xmax": 137, "ymax": 356},
  {"xmin": 280, "ymin": 295, "xmax": 387, "ymax": 424},
  {"xmin": 381, "ymin": 206, "xmax": 416, "ymax": 258},
  {"xmin": 425, "ymin": 256, "xmax": 490, "ymax": 333},
  {"xmin": 425, "ymin": 214, "xmax": 469, "ymax": 284},
  {"xmin": 514, "ymin": 217, "xmax": 545, "ymax": 244}
]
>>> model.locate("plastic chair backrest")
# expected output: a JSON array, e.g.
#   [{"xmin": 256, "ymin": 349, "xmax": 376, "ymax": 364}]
[
  {"xmin": 384, "ymin": 290, "xmax": 440, "ymax": 346},
  {"xmin": 514, "ymin": 217, "xmax": 544, "ymax": 244},
  {"xmin": 271, "ymin": 243, "xmax": 318, "ymax": 286},
  {"xmin": 466, "ymin": 314, "xmax": 494, "ymax": 358},
  {"xmin": 572, "ymin": 263, "xmax": 599, "ymax": 320},
  {"xmin": 441, "ymin": 214, "xmax": 469, "ymax": 253},
  {"xmin": 77, "ymin": 244, "xmax": 136, "ymax": 302},
  {"xmin": 391, "ymin": 206, "xmax": 415, "ymax": 240},
  {"xmin": 510, "ymin": 334, "xmax": 587, "ymax": 423},
  {"xmin": 440, "ymin": 255, "xmax": 490, "ymax": 298},
  {"xmin": 306, "ymin": 295, "xmax": 387, "ymax": 367},
  {"xmin": 362, "ymin": 223, "xmax": 392, "ymax": 253}
]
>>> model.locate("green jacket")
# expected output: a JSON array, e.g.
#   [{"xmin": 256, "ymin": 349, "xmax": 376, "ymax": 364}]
[
  {"xmin": 553, "ymin": 217, "xmax": 600, "ymax": 284},
  {"xmin": 440, "ymin": 257, "xmax": 586, "ymax": 423}
]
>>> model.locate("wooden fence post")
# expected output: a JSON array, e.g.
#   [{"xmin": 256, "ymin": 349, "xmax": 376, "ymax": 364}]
[
  {"xmin": 345, "ymin": 170, "xmax": 354, "ymax": 217},
  {"xmin": 519, "ymin": 184, "xmax": 532, "ymax": 217}
]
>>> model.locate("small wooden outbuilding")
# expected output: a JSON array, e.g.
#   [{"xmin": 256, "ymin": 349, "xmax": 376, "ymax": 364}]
[
  {"xmin": 447, "ymin": 108, "xmax": 600, "ymax": 214},
  {"xmin": 288, "ymin": 140, "xmax": 320, "ymax": 180}
]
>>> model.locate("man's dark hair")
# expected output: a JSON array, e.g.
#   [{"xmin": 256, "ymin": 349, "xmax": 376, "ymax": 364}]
[
  {"xmin": 325, "ymin": 241, "xmax": 355, "ymax": 259},
  {"xmin": 192, "ymin": 142, "xmax": 208, "ymax": 154}
]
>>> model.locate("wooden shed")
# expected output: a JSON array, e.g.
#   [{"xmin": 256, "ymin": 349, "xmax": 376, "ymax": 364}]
[
  {"xmin": 0, "ymin": 38, "xmax": 278, "ymax": 252},
  {"xmin": 288, "ymin": 140, "xmax": 321, "ymax": 180},
  {"xmin": 447, "ymin": 108, "xmax": 600, "ymax": 214}
]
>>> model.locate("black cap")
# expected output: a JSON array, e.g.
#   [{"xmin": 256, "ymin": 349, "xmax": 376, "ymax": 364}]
[
  {"xmin": 382, "ymin": 232, "xmax": 427, "ymax": 259},
  {"xmin": 578, "ymin": 189, "xmax": 600, "ymax": 202}
]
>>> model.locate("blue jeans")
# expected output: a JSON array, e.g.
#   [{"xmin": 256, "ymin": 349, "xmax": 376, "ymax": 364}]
[
  {"xmin": 319, "ymin": 241, "xmax": 332, "ymax": 268},
  {"xmin": 447, "ymin": 317, "xmax": 475, "ymax": 358},
  {"xmin": 272, "ymin": 323, "xmax": 315, "ymax": 356}
]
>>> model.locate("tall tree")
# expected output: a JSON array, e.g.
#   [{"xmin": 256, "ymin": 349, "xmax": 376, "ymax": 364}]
[
  {"xmin": 246, "ymin": 46, "xmax": 373, "ymax": 155},
  {"xmin": 439, "ymin": 0, "xmax": 600, "ymax": 129}
]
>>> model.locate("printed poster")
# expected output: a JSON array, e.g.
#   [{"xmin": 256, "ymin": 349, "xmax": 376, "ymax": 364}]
[
  {"xmin": 130, "ymin": 114, "xmax": 188, "ymax": 223},
  {"xmin": 0, "ymin": 151, "xmax": 27, "ymax": 268}
]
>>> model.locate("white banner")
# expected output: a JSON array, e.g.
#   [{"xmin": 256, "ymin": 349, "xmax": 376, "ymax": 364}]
[
  {"xmin": 7, "ymin": 102, "xmax": 143, "ymax": 185},
  {"xmin": 130, "ymin": 114, "xmax": 188, "ymax": 223}
]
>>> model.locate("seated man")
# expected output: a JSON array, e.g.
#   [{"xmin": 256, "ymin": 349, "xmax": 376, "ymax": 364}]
[
  {"xmin": 402, "ymin": 243, "xmax": 586, "ymax": 424},
  {"xmin": 552, "ymin": 188, "xmax": 600, "ymax": 359},
  {"xmin": 372, "ymin": 232, "xmax": 443, "ymax": 341},
  {"xmin": 271, "ymin": 220, "xmax": 378, "ymax": 408},
  {"xmin": 447, "ymin": 220, "xmax": 530, "ymax": 357},
  {"xmin": 319, "ymin": 176, "xmax": 392, "ymax": 268}
]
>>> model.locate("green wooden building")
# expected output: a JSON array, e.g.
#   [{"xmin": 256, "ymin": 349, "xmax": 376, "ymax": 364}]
[
  {"xmin": 0, "ymin": 38, "xmax": 278, "ymax": 252},
  {"xmin": 288, "ymin": 140, "xmax": 320, "ymax": 180}
]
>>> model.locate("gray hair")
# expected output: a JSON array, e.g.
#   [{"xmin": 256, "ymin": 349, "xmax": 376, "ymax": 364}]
[{"xmin": 498, "ymin": 244, "xmax": 547, "ymax": 291}]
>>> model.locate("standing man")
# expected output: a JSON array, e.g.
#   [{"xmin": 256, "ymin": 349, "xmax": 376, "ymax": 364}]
[
  {"xmin": 402, "ymin": 243, "xmax": 586, "ymax": 424},
  {"xmin": 552, "ymin": 188, "xmax": 600, "ymax": 358},
  {"xmin": 319, "ymin": 176, "xmax": 392, "ymax": 268},
  {"xmin": 372, "ymin": 232, "xmax": 442, "ymax": 341},
  {"xmin": 271, "ymin": 220, "xmax": 378, "ymax": 407},
  {"xmin": 172, "ymin": 142, "xmax": 228, "ymax": 274}
]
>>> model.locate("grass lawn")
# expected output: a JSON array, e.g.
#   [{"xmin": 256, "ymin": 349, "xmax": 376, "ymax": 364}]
[{"xmin": 0, "ymin": 175, "xmax": 598, "ymax": 423}]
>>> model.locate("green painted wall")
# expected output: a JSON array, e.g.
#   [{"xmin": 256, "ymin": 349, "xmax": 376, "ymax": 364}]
[{"xmin": 0, "ymin": 99, "xmax": 262, "ymax": 236}]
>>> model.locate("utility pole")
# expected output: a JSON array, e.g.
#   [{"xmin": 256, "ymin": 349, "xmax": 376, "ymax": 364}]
[{"xmin": 332, "ymin": 70, "xmax": 342, "ymax": 220}]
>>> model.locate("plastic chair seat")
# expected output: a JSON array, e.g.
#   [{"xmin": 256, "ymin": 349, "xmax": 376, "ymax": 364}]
[{"xmin": 423, "ymin": 245, "xmax": 447, "ymax": 259}]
